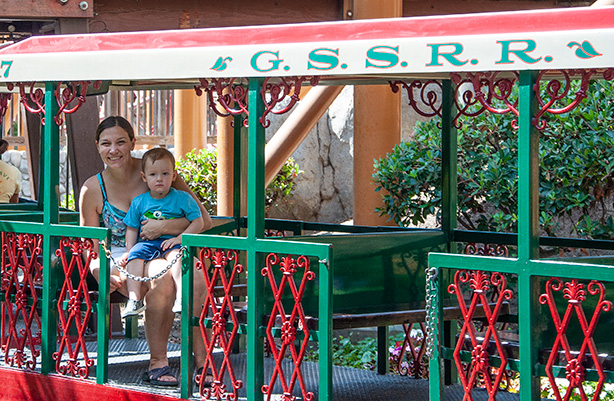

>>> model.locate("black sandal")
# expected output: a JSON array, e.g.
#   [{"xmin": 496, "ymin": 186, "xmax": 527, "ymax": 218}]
[
  {"xmin": 142, "ymin": 365, "xmax": 179, "ymax": 387},
  {"xmin": 194, "ymin": 366, "xmax": 214, "ymax": 387}
]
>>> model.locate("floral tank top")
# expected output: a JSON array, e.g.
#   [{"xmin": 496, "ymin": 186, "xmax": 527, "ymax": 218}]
[{"xmin": 97, "ymin": 173, "xmax": 127, "ymax": 247}]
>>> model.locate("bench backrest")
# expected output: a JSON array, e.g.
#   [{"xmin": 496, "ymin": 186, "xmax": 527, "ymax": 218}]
[{"xmin": 270, "ymin": 230, "xmax": 448, "ymax": 316}]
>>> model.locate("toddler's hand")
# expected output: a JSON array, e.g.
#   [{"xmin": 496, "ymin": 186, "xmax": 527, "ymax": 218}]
[
  {"xmin": 161, "ymin": 236, "xmax": 181, "ymax": 250},
  {"xmin": 117, "ymin": 252, "xmax": 129, "ymax": 267}
]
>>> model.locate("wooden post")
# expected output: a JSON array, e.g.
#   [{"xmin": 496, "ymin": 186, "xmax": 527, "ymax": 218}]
[
  {"xmin": 174, "ymin": 89, "xmax": 207, "ymax": 158},
  {"xmin": 352, "ymin": 0, "xmax": 402, "ymax": 226}
]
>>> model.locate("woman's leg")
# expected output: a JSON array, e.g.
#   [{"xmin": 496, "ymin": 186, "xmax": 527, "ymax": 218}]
[
  {"xmin": 164, "ymin": 249, "xmax": 182, "ymax": 313},
  {"xmin": 143, "ymin": 258, "xmax": 176, "ymax": 381}
]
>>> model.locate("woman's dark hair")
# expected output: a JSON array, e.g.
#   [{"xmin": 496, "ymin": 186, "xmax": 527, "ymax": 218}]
[{"xmin": 95, "ymin": 116, "xmax": 135, "ymax": 142}]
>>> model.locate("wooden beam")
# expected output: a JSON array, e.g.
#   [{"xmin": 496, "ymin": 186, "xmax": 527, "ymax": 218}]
[{"xmin": 0, "ymin": 0, "xmax": 93, "ymax": 19}]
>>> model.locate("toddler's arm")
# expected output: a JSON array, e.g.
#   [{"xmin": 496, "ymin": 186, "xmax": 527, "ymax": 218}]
[{"xmin": 161, "ymin": 216, "xmax": 205, "ymax": 250}]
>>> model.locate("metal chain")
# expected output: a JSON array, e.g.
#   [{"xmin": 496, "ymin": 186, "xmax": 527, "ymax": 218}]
[
  {"xmin": 100, "ymin": 240, "xmax": 187, "ymax": 283},
  {"xmin": 424, "ymin": 266, "xmax": 439, "ymax": 360}
]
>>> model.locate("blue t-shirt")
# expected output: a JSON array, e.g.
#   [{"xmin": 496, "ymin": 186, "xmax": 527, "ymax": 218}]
[{"xmin": 123, "ymin": 187, "xmax": 202, "ymax": 240}]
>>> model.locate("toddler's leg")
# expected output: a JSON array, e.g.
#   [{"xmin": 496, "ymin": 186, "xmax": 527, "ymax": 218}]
[{"xmin": 122, "ymin": 258, "xmax": 147, "ymax": 318}]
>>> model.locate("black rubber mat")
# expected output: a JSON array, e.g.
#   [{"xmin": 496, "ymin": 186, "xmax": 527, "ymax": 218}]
[{"xmin": 92, "ymin": 339, "xmax": 522, "ymax": 401}]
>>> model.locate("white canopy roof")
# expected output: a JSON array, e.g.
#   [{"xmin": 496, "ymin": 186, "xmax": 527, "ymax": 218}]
[{"xmin": 0, "ymin": 6, "xmax": 612, "ymax": 85}]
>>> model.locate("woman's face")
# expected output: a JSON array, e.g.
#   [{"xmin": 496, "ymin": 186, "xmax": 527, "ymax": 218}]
[{"xmin": 96, "ymin": 126, "xmax": 135, "ymax": 168}]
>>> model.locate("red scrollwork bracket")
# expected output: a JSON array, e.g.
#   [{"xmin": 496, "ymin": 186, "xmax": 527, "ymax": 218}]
[
  {"xmin": 195, "ymin": 76, "xmax": 319, "ymax": 129},
  {"xmin": 54, "ymin": 81, "xmax": 102, "ymax": 125},
  {"xmin": 533, "ymin": 69, "xmax": 596, "ymax": 130},
  {"xmin": 389, "ymin": 80, "xmax": 443, "ymax": 120},
  {"xmin": 260, "ymin": 76, "xmax": 319, "ymax": 128},
  {"xmin": 194, "ymin": 78, "xmax": 249, "ymax": 126},
  {"xmin": 16, "ymin": 82, "xmax": 45, "ymax": 123},
  {"xmin": 0, "ymin": 88, "xmax": 12, "ymax": 126},
  {"xmin": 16, "ymin": 81, "xmax": 101, "ymax": 126},
  {"xmin": 451, "ymin": 72, "xmax": 519, "ymax": 129}
]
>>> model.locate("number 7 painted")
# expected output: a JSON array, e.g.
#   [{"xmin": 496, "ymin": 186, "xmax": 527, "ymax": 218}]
[{"xmin": 1, "ymin": 61, "xmax": 13, "ymax": 78}]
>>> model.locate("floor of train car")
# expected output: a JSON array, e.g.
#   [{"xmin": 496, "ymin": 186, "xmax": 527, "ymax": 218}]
[
  {"xmin": 52, "ymin": 337, "xmax": 521, "ymax": 401},
  {"xmin": 7, "ymin": 313, "xmax": 522, "ymax": 401}
]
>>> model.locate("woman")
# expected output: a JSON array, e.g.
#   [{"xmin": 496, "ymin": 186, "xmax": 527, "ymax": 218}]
[{"xmin": 79, "ymin": 116, "xmax": 212, "ymax": 386}]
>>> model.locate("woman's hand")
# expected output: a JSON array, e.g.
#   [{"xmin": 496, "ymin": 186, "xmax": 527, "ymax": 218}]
[
  {"xmin": 109, "ymin": 274, "xmax": 123, "ymax": 293},
  {"xmin": 140, "ymin": 217, "xmax": 190, "ymax": 240},
  {"xmin": 139, "ymin": 218, "xmax": 166, "ymax": 241}
]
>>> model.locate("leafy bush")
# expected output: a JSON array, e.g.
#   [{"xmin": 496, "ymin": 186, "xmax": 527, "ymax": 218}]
[
  {"xmin": 374, "ymin": 79, "xmax": 614, "ymax": 239},
  {"xmin": 305, "ymin": 334, "xmax": 377, "ymax": 370},
  {"xmin": 176, "ymin": 148, "xmax": 218, "ymax": 213},
  {"xmin": 176, "ymin": 147, "xmax": 301, "ymax": 215}
]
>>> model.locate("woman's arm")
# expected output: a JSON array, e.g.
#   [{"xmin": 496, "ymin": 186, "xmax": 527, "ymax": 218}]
[
  {"xmin": 161, "ymin": 216, "xmax": 205, "ymax": 250},
  {"xmin": 80, "ymin": 180, "xmax": 123, "ymax": 291},
  {"xmin": 139, "ymin": 216, "xmax": 189, "ymax": 240}
]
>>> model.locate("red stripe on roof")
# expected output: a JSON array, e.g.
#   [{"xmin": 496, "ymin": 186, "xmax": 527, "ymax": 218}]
[{"xmin": 1, "ymin": 6, "xmax": 612, "ymax": 55}]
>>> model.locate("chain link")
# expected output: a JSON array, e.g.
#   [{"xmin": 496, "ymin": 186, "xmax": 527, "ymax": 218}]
[
  {"xmin": 424, "ymin": 266, "xmax": 439, "ymax": 360},
  {"xmin": 101, "ymin": 240, "xmax": 187, "ymax": 283}
]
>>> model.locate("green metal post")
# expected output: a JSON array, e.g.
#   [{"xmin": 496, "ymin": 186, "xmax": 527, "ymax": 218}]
[
  {"xmin": 441, "ymin": 79, "xmax": 458, "ymax": 248},
  {"xmin": 377, "ymin": 326, "xmax": 389, "ymax": 375},
  {"xmin": 233, "ymin": 114, "xmax": 244, "ymax": 223},
  {"xmin": 96, "ymin": 231, "xmax": 111, "ymax": 384},
  {"xmin": 41, "ymin": 82, "xmax": 60, "ymax": 375},
  {"xmin": 428, "ymin": 266, "xmax": 444, "ymax": 401},
  {"xmin": 440, "ymin": 79, "xmax": 458, "ymax": 385},
  {"xmin": 181, "ymin": 245, "xmax": 196, "ymax": 398},
  {"xmin": 246, "ymin": 78, "xmax": 265, "ymax": 401},
  {"xmin": 517, "ymin": 70, "xmax": 541, "ymax": 401},
  {"xmin": 318, "ymin": 252, "xmax": 333, "ymax": 401}
]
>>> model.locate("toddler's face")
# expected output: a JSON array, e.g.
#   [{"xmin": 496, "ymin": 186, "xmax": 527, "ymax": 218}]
[{"xmin": 141, "ymin": 157, "xmax": 177, "ymax": 198}]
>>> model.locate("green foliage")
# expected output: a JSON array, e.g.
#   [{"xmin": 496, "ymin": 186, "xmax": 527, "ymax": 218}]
[
  {"xmin": 374, "ymin": 79, "xmax": 614, "ymax": 238},
  {"xmin": 176, "ymin": 148, "xmax": 218, "ymax": 214},
  {"xmin": 541, "ymin": 379, "xmax": 614, "ymax": 400},
  {"xmin": 305, "ymin": 334, "xmax": 377, "ymax": 370},
  {"xmin": 176, "ymin": 147, "xmax": 301, "ymax": 215}
]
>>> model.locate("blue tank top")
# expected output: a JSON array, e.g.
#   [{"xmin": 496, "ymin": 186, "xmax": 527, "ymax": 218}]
[{"xmin": 97, "ymin": 173, "xmax": 127, "ymax": 247}]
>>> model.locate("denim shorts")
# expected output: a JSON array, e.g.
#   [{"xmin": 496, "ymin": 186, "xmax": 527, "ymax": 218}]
[{"xmin": 126, "ymin": 238, "xmax": 181, "ymax": 263}]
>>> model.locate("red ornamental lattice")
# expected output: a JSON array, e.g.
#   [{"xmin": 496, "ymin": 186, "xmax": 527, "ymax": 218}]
[
  {"xmin": 539, "ymin": 278, "xmax": 612, "ymax": 401},
  {"xmin": 0, "ymin": 232, "xmax": 43, "ymax": 370},
  {"xmin": 197, "ymin": 248, "xmax": 244, "ymax": 400},
  {"xmin": 390, "ymin": 322, "xmax": 429, "ymax": 379},
  {"xmin": 261, "ymin": 253, "xmax": 315, "ymax": 401},
  {"xmin": 53, "ymin": 237, "xmax": 97, "ymax": 379},
  {"xmin": 448, "ymin": 270, "xmax": 514, "ymax": 401}
]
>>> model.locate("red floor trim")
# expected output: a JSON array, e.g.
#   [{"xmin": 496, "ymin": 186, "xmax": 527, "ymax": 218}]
[{"xmin": 0, "ymin": 368, "xmax": 181, "ymax": 401}]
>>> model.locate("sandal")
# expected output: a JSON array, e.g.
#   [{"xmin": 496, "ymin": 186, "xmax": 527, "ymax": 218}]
[
  {"xmin": 142, "ymin": 365, "xmax": 179, "ymax": 387},
  {"xmin": 194, "ymin": 366, "xmax": 214, "ymax": 387}
]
